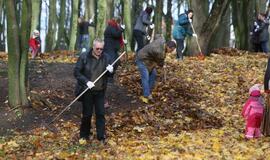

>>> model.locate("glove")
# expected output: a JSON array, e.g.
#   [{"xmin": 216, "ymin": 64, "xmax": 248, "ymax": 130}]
[
  {"xmin": 189, "ymin": 18, "xmax": 192, "ymax": 23},
  {"xmin": 89, "ymin": 18, "xmax": 93, "ymax": 24},
  {"xmin": 123, "ymin": 39, "xmax": 128, "ymax": 44},
  {"xmin": 146, "ymin": 35, "xmax": 151, "ymax": 41},
  {"xmin": 120, "ymin": 24, "xmax": 125, "ymax": 30},
  {"xmin": 192, "ymin": 33, "xmax": 197, "ymax": 38},
  {"xmin": 106, "ymin": 64, "xmax": 114, "ymax": 73},
  {"xmin": 86, "ymin": 81, "xmax": 95, "ymax": 89},
  {"xmin": 149, "ymin": 24, "xmax": 155, "ymax": 29},
  {"xmin": 82, "ymin": 48, "xmax": 86, "ymax": 52}
]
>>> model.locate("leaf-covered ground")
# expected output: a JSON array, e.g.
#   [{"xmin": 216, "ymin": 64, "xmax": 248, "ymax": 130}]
[{"xmin": 1, "ymin": 49, "xmax": 270, "ymax": 159}]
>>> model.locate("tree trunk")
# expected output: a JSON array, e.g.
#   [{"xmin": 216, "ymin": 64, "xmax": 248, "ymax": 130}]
[
  {"xmin": 6, "ymin": 0, "xmax": 31, "ymax": 108},
  {"xmin": 208, "ymin": 5, "xmax": 230, "ymax": 51},
  {"xmin": 154, "ymin": 0, "xmax": 163, "ymax": 35},
  {"xmin": 232, "ymin": 0, "xmax": 255, "ymax": 50},
  {"xmin": 85, "ymin": 0, "xmax": 95, "ymax": 47},
  {"xmin": 165, "ymin": 0, "xmax": 172, "ymax": 41},
  {"xmin": 20, "ymin": 0, "xmax": 31, "ymax": 106},
  {"xmin": 106, "ymin": 0, "xmax": 114, "ymax": 20},
  {"xmin": 69, "ymin": 0, "xmax": 79, "ymax": 50},
  {"xmin": 46, "ymin": 0, "xmax": 57, "ymax": 52},
  {"xmin": 55, "ymin": 0, "xmax": 67, "ymax": 50},
  {"xmin": 256, "ymin": 0, "xmax": 267, "ymax": 13},
  {"xmin": 95, "ymin": 0, "xmax": 107, "ymax": 39},
  {"xmin": 30, "ymin": 0, "xmax": 40, "ymax": 31},
  {"xmin": 199, "ymin": 0, "xmax": 230, "ymax": 55},
  {"xmin": 121, "ymin": 0, "xmax": 132, "ymax": 51},
  {"xmin": 185, "ymin": 0, "xmax": 209, "ymax": 56}
]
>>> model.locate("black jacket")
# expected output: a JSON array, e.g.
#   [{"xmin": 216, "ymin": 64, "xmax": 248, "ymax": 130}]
[
  {"xmin": 74, "ymin": 49, "xmax": 109, "ymax": 97},
  {"xmin": 104, "ymin": 25, "xmax": 123, "ymax": 54},
  {"xmin": 252, "ymin": 19, "xmax": 269, "ymax": 42},
  {"xmin": 78, "ymin": 21, "xmax": 94, "ymax": 34}
]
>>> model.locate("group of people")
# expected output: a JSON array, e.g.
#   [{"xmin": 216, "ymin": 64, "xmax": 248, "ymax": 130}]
[
  {"xmin": 28, "ymin": 6, "xmax": 270, "ymax": 144},
  {"xmin": 72, "ymin": 5, "xmax": 179, "ymax": 144}
]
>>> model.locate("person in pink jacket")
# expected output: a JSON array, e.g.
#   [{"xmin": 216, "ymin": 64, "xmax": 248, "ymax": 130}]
[{"xmin": 242, "ymin": 84, "xmax": 264, "ymax": 139}]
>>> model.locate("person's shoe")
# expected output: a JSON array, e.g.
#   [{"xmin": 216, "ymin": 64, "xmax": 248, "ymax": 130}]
[{"xmin": 140, "ymin": 96, "xmax": 149, "ymax": 104}]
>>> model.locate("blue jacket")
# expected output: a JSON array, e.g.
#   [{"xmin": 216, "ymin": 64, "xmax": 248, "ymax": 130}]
[{"xmin": 173, "ymin": 13, "xmax": 193, "ymax": 40}]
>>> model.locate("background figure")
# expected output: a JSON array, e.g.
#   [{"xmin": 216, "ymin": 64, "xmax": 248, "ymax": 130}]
[
  {"xmin": 242, "ymin": 84, "xmax": 264, "ymax": 139},
  {"xmin": 103, "ymin": 17, "xmax": 125, "ymax": 84},
  {"xmin": 136, "ymin": 36, "xmax": 176, "ymax": 104},
  {"xmin": 74, "ymin": 39, "xmax": 113, "ymax": 144},
  {"xmin": 250, "ymin": 13, "xmax": 269, "ymax": 54},
  {"xmin": 172, "ymin": 9, "xmax": 197, "ymax": 60},
  {"xmin": 28, "ymin": 30, "xmax": 41, "ymax": 59},
  {"xmin": 133, "ymin": 6, "xmax": 154, "ymax": 53},
  {"xmin": 78, "ymin": 16, "xmax": 95, "ymax": 52}
]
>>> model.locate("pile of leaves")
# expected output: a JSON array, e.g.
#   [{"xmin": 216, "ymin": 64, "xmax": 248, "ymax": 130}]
[{"xmin": 1, "ymin": 49, "xmax": 270, "ymax": 159}]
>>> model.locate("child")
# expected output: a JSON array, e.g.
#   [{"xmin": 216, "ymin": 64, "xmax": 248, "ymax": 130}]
[
  {"xmin": 242, "ymin": 84, "xmax": 264, "ymax": 139},
  {"xmin": 28, "ymin": 30, "xmax": 41, "ymax": 59}
]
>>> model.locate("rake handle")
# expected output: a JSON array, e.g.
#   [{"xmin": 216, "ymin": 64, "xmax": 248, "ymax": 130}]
[{"xmin": 190, "ymin": 22, "xmax": 203, "ymax": 54}]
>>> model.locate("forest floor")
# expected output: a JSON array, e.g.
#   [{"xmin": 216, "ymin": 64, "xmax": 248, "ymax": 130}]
[{"xmin": 1, "ymin": 49, "xmax": 270, "ymax": 159}]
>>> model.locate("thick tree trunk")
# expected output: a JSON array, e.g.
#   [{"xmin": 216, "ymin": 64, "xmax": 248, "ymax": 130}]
[
  {"xmin": 7, "ymin": 0, "xmax": 21, "ymax": 107},
  {"xmin": 208, "ymin": 5, "xmax": 230, "ymax": 51},
  {"xmin": 256, "ymin": 0, "xmax": 267, "ymax": 13},
  {"xmin": 165, "ymin": 0, "xmax": 172, "ymax": 41},
  {"xmin": 30, "ymin": 0, "xmax": 40, "ymax": 31},
  {"xmin": 20, "ymin": 0, "xmax": 31, "ymax": 106},
  {"xmin": 199, "ymin": 0, "xmax": 230, "ymax": 55},
  {"xmin": 55, "ymin": 0, "xmax": 67, "ymax": 50},
  {"xmin": 186, "ymin": 0, "xmax": 209, "ymax": 56},
  {"xmin": 154, "ymin": 0, "xmax": 163, "ymax": 35},
  {"xmin": 69, "ymin": 0, "xmax": 79, "ymax": 51},
  {"xmin": 46, "ymin": 0, "xmax": 57, "ymax": 52},
  {"xmin": 232, "ymin": 0, "xmax": 255, "ymax": 50},
  {"xmin": 95, "ymin": 0, "xmax": 106, "ymax": 39},
  {"xmin": 85, "ymin": 0, "xmax": 95, "ymax": 47},
  {"xmin": 121, "ymin": 0, "xmax": 132, "ymax": 51}
]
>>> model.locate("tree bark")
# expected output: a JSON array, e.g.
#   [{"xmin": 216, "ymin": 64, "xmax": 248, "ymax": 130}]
[
  {"xmin": 186, "ymin": 0, "xmax": 209, "ymax": 56},
  {"xmin": 154, "ymin": 0, "xmax": 163, "ymax": 35},
  {"xmin": 208, "ymin": 5, "xmax": 230, "ymax": 51},
  {"xmin": 46, "ymin": 0, "xmax": 57, "ymax": 52},
  {"xmin": 165, "ymin": 0, "xmax": 172, "ymax": 41},
  {"xmin": 30, "ymin": 0, "xmax": 40, "ymax": 31},
  {"xmin": 232, "ymin": 0, "xmax": 255, "ymax": 50},
  {"xmin": 95, "ymin": 0, "xmax": 107, "ymax": 39},
  {"xmin": 199, "ymin": 0, "xmax": 230, "ymax": 55},
  {"xmin": 69, "ymin": 0, "xmax": 79, "ymax": 50},
  {"xmin": 121, "ymin": 0, "xmax": 132, "ymax": 51},
  {"xmin": 6, "ymin": 0, "xmax": 31, "ymax": 108},
  {"xmin": 0, "ymin": 0, "xmax": 5, "ymax": 51},
  {"xmin": 55, "ymin": 0, "xmax": 67, "ymax": 50}
]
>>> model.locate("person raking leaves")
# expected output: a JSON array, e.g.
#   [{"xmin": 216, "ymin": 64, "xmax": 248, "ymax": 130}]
[
  {"xmin": 74, "ymin": 39, "xmax": 114, "ymax": 144},
  {"xmin": 136, "ymin": 35, "xmax": 176, "ymax": 103}
]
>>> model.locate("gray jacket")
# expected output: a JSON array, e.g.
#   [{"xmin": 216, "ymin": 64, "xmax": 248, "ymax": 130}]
[
  {"xmin": 134, "ymin": 10, "xmax": 152, "ymax": 34},
  {"xmin": 137, "ymin": 37, "xmax": 166, "ymax": 71}
]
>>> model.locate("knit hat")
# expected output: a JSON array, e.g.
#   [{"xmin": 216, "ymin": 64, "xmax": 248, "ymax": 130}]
[{"xmin": 249, "ymin": 84, "xmax": 262, "ymax": 94}]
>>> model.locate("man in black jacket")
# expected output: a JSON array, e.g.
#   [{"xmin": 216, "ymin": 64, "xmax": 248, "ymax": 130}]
[
  {"xmin": 78, "ymin": 16, "xmax": 95, "ymax": 52},
  {"xmin": 74, "ymin": 39, "xmax": 113, "ymax": 143}
]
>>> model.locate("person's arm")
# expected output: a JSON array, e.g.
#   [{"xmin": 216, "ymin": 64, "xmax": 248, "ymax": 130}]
[
  {"xmin": 242, "ymin": 99, "xmax": 252, "ymax": 118},
  {"xmin": 74, "ymin": 53, "xmax": 89, "ymax": 85},
  {"xmin": 142, "ymin": 13, "xmax": 152, "ymax": 25}
]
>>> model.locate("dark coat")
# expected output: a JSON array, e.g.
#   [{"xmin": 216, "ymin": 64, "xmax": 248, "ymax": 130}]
[
  {"xmin": 104, "ymin": 24, "xmax": 123, "ymax": 54},
  {"xmin": 78, "ymin": 21, "xmax": 94, "ymax": 34},
  {"xmin": 252, "ymin": 19, "xmax": 269, "ymax": 43},
  {"xmin": 74, "ymin": 49, "xmax": 109, "ymax": 99}
]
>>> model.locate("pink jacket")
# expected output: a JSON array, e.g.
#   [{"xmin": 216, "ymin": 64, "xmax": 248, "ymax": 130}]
[{"xmin": 242, "ymin": 90, "xmax": 264, "ymax": 121}]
